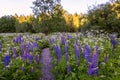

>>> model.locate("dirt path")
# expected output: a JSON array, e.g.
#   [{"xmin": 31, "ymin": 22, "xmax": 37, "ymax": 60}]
[{"xmin": 40, "ymin": 48, "xmax": 54, "ymax": 80}]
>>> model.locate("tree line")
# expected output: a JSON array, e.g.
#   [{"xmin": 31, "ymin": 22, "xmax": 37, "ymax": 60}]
[{"xmin": 0, "ymin": 0, "xmax": 120, "ymax": 33}]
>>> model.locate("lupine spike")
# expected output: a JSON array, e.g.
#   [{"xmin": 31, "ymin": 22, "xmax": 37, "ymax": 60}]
[
  {"xmin": 3, "ymin": 53, "xmax": 11, "ymax": 67},
  {"xmin": 85, "ymin": 44, "xmax": 91, "ymax": 64},
  {"xmin": 65, "ymin": 42, "xmax": 69, "ymax": 62},
  {"xmin": 74, "ymin": 43, "xmax": 80, "ymax": 66},
  {"xmin": 110, "ymin": 34, "xmax": 117, "ymax": 51},
  {"xmin": 61, "ymin": 35, "xmax": 66, "ymax": 45},
  {"xmin": 104, "ymin": 54, "xmax": 108, "ymax": 63},
  {"xmin": 50, "ymin": 38, "xmax": 54, "ymax": 44},
  {"xmin": 66, "ymin": 62, "xmax": 71, "ymax": 74},
  {"xmin": 28, "ymin": 53, "xmax": 33, "ymax": 64},
  {"xmin": 26, "ymin": 43, "xmax": 29, "ymax": 58},
  {"xmin": 35, "ymin": 54, "xmax": 39, "ymax": 63},
  {"xmin": 54, "ymin": 44, "xmax": 62, "ymax": 62},
  {"xmin": 88, "ymin": 45, "xmax": 99, "ymax": 76},
  {"xmin": 20, "ymin": 44, "xmax": 25, "ymax": 55}
]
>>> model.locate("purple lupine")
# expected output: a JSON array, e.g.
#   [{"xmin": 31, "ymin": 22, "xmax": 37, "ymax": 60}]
[
  {"xmin": 28, "ymin": 53, "xmax": 33, "ymax": 64},
  {"xmin": 88, "ymin": 46, "xmax": 99, "ymax": 76},
  {"xmin": 35, "ymin": 37, "xmax": 40, "ymax": 41},
  {"xmin": 0, "ymin": 43, "xmax": 2, "ymax": 53},
  {"xmin": 22, "ymin": 43, "xmax": 29, "ymax": 61},
  {"xmin": 3, "ymin": 54, "xmax": 11, "ymax": 67},
  {"xmin": 35, "ymin": 54, "xmax": 40, "ymax": 63},
  {"xmin": 110, "ymin": 34, "xmax": 117, "ymax": 51},
  {"xmin": 54, "ymin": 44, "xmax": 62, "ymax": 62},
  {"xmin": 67, "ymin": 34, "xmax": 72, "ymax": 39},
  {"xmin": 66, "ymin": 63, "xmax": 71, "ymax": 74},
  {"xmin": 64, "ymin": 42, "xmax": 71, "ymax": 74},
  {"xmin": 104, "ymin": 54, "xmax": 108, "ymax": 63},
  {"xmin": 22, "ymin": 53, "xmax": 26, "ymax": 61},
  {"xmin": 13, "ymin": 35, "xmax": 24, "ymax": 44},
  {"xmin": 65, "ymin": 42, "xmax": 69, "ymax": 62},
  {"xmin": 26, "ymin": 43, "xmax": 29, "ymax": 56},
  {"xmin": 88, "ymin": 62, "xmax": 92, "ymax": 76},
  {"xmin": 31, "ymin": 42, "xmax": 38, "ymax": 52},
  {"xmin": 20, "ymin": 44, "xmax": 25, "ymax": 55},
  {"xmin": 74, "ymin": 43, "xmax": 80, "ymax": 66},
  {"xmin": 91, "ymin": 46, "xmax": 99, "ymax": 76},
  {"xmin": 49, "ymin": 38, "xmax": 54, "ymax": 44},
  {"xmin": 84, "ymin": 44, "xmax": 91, "ymax": 64},
  {"xmin": 61, "ymin": 35, "xmax": 66, "ymax": 45},
  {"xmin": 13, "ymin": 47, "xmax": 17, "ymax": 58}
]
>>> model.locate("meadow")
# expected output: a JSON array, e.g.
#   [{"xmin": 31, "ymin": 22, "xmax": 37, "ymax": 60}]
[{"xmin": 0, "ymin": 31, "xmax": 120, "ymax": 80}]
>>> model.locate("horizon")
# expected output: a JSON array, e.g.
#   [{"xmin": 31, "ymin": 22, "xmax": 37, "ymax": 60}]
[{"xmin": 0, "ymin": 0, "xmax": 110, "ymax": 17}]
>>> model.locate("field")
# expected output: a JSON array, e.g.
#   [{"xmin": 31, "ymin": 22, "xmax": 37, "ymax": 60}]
[{"xmin": 0, "ymin": 31, "xmax": 120, "ymax": 80}]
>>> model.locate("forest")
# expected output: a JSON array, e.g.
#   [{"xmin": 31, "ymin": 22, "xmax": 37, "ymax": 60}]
[{"xmin": 0, "ymin": 0, "xmax": 120, "ymax": 34}]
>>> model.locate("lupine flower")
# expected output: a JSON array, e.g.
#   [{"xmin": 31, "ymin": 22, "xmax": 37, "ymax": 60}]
[
  {"xmin": 67, "ymin": 34, "xmax": 72, "ymax": 39},
  {"xmin": 26, "ymin": 43, "xmax": 29, "ymax": 56},
  {"xmin": 35, "ymin": 37, "xmax": 40, "ymax": 41},
  {"xmin": 66, "ymin": 62, "xmax": 71, "ymax": 74},
  {"xmin": 54, "ymin": 44, "xmax": 62, "ymax": 62},
  {"xmin": 35, "ymin": 54, "xmax": 39, "ymax": 63},
  {"xmin": 88, "ymin": 46, "xmax": 99, "ymax": 76},
  {"xmin": 13, "ymin": 47, "xmax": 17, "ymax": 58},
  {"xmin": 22, "ymin": 53, "xmax": 27, "ymax": 61},
  {"xmin": 88, "ymin": 62, "xmax": 92, "ymax": 76},
  {"xmin": 3, "ymin": 54, "xmax": 11, "ymax": 67},
  {"xmin": 32, "ymin": 42, "xmax": 38, "ymax": 52},
  {"xmin": 0, "ymin": 43, "xmax": 2, "ymax": 53},
  {"xmin": 49, "ymin": 38, "xmax": 54, "ymax": 44},
  {"xmin": 22, "ymin": 44, "xmax": 29, "ymax": 61},
  {"xmin": 61, "ymin": 35, "xmax": 66, "ymax": 45},
  {"xmin": 13, "ymin": 35, "xmax": 24, "ymax": 44},
  {"xmin": 74, "ymin": 43, "xmax": 80, "ymax": 66},
  {"xmin": 110, "ymin": 34, "xmax": 117, "ymax": 51},
  {"xmin": 104, "ymin": 54, "xmax": 108, "ymax": 63},
  {"xmin": 28, "ymin": 53, "xmax": 33, "ymax": 64},
  {"xmin": 84, "ymin": 44, "xmax": 91, "ymax": 64},
  {"xmin": 20, "ymin": 44, "xmax": 25, "ymax": 55},
  {"xmin": 65, "ymin": 42, "xmax": 69, "ymax": 62}
]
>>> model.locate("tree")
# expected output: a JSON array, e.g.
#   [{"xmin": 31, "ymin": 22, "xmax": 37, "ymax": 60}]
[
  {"xmin": 85, "ymin": 1, "xmax": 120, "ymax": 33},
  {"xmin": 0, "ymin": 15, "xmax": 16, "ymax": 33},
  {"xmin": 31, "ymin": 0, "xmax": 61, "ymax": 34},
  {"xmin": 14, "ymin": 14, "xmax": 35, "ymax": 33},
  {"xmin": 50, "ymin": 4, "xmax": 66, "ymax": 32}
]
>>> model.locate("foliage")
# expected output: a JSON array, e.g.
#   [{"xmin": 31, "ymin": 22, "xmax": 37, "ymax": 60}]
[
  {"xmin": 1, "ymin": 0, "xmax": 120, "ymax": 33},
  {"xmin": 0, "ymin": 15, "xmax": 16, "ymax": 33},
  {"xmin": 0, "ymin": 34, "xmax": 42, "ymax": 80},
  {"xmin": 83, "ymin": 1, "xmax": 120, "ymax": 33},
  {"xmin": 50, "ymin": 32, "xmax": 120, "ymax": 80}
]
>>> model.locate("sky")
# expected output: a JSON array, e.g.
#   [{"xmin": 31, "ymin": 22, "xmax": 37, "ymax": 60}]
[{"xmin": 0, "ymin": 0, "xmax": 110, "ymax": 17}]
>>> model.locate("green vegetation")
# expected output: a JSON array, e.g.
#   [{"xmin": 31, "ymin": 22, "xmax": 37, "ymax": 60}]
[{"xmin": 1, "ymin": 0, "xmax": 120, "ymax": 34}]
